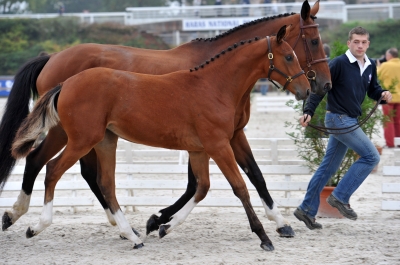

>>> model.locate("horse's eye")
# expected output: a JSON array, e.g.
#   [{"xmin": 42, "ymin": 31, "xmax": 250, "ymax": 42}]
[
  {"xmin": 286, "ymin": 55, "xmax": 293, "ymax": 61},
  {"xmin": 311, "ymin": 39, "xmax": 319, "ymax": 45}
]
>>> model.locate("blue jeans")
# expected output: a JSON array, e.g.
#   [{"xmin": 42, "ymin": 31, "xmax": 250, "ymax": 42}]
[{"xmin": 298, "ymin": 112, "xmax": 380, "ymax": 218}]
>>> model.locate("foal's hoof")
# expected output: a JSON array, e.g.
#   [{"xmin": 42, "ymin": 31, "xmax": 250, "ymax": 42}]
[
  {"xmin": 133, "ymin": 243, "xmax": 144, "ymax": 249},
  {"xmin": 146, "ymin": 214, "xmax": 160, "ymax": 235},
  {"xmin": 120, "ymin": 227, "xmax": 141, "ymax": 240},
  {"xmin": 276, "ymin": 224, "xmax": 295, "ymax": 237},
  {"xmin": 2, "ymin": 212, "xmax": 13, "ymax": 231},
  {"xmin": 26, "ymin": 227, "xmax": 35, "ymax": 238},
  {"xmin": 159, "ymin": 224, "xmax": 170, "ymax": 238},
  {"xmin": 260, "ymin": 241, "xmax": 274, "ymax": 251}
]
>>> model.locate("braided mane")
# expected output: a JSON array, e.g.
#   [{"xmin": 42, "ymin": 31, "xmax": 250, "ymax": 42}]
[
  {"xmin": 191, "ymin": 13, "xmax": 296, "ymax": 43},
  {"xmin": 190, "ymin": 36, "xmax": 262, "ymax": 72}
]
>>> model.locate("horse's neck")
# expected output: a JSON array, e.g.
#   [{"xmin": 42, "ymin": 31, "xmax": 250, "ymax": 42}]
[
  {"xmin": 177, "ymin": 15, "xmax": 297, "ymax": 59},
  {"xmin": 194, "ymin": 41, "xmax": 266, "ymax": 101}
]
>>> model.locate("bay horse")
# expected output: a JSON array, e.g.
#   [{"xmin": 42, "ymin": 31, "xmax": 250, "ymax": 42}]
[
  {"xmin": 1, "ymin": 0, "xmax": 330, "ymax": 237},
  {"xmin": 11, "ymin": 26, "xmax": 310, "ymax": 251}
]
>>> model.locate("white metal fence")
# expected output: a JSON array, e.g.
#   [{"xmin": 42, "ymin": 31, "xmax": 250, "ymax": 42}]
[{"xmin": 1, "ymin": 2, "xmax": 399, "ymax": 25}]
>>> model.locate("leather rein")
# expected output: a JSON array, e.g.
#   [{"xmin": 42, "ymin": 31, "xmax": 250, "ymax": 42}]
[{"xmin": 302, "ymin": 96, "xmax": 383, "ymax": 135}]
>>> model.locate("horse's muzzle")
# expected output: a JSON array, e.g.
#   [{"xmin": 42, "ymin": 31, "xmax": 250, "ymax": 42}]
[
  {"xmin": 295, "ymin": 89, "xmax": 310, "ymax": 101},
  {"xmin": 324, "ymin": 83, "xmax": 332, "ymax": 93}
]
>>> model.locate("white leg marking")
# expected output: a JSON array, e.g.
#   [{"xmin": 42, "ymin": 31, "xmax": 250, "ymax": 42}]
[
  {"xmin": 261, "ymin": 199, "xmax": 290, "ymax": 228},
  {"xmin": 105, "ymin": 209, "xmax": 117, "ymax": 226},
  {"xmin": 6, "ymin": 191, "xmax": 31, "ymax": 223},
  {"xmin": 7, "ymin": 190, "xmax": 31, "ymax": 224},
  {"xmin": 30, "ymin": 201, "xmax": 54, "ymax": 235},
  {"xmin": 165, "ymin": 197, "xmax": 197, "ymax": 233},
  {"xmin": 113, "ymin": 210, "xmax": 142, "ymax": 245}
]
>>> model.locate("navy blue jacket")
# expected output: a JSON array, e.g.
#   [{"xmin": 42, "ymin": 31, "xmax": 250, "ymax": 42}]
[{"xmin": 304, "ymin": 53, "xmax": 387, "ymax": 118}]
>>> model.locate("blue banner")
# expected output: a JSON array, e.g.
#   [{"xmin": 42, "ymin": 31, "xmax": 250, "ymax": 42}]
[{"xmin": 0, "ymin": 79, "xmax": 13, "ymax": 97}]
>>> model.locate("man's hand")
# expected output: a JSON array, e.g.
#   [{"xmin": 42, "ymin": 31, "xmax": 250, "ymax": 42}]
[
  {"xmin": 299, "ymin": 114, "xmax": 311, "ymax": 127},
  {"xmin": 382, "ymin": 91, "xmax": 392, "ymax": 103}
]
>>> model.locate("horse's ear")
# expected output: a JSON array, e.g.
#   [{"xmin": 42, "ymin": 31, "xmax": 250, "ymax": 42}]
[
  {"xmin": 284, "ymin": 24, "xmax": 292, "ymax": 39},
  {"xmin": 310, "ymin": 0, "xmax": 320, "ymax": 16},
  {"xmin": 277, "ymin": 25, "xmax": 287, "ymax": 44},
  {"xmin": 301, "ymin": 0, "xmax": 311, "ymax": 21}
]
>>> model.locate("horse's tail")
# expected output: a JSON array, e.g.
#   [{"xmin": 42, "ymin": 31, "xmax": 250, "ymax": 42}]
[
  {"xmin": 0, "ymin": 55, "xmax": 50, "ymax": 192},
  {"xmin": 11, "ymin": 84, "xmax": 62, "ymax": 160}
]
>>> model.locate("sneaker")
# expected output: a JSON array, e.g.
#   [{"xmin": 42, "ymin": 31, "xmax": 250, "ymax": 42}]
[
  {"xmin": 293, "ymin": 207, "xmax": 322, "ymax": 230},
  {"xmin": 326, "ymin": 194, "xmax": 357, "ymax": 220}
]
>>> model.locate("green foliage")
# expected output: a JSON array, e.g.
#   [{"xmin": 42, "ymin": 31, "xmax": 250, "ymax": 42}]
[
  {"xmin": 329, "ymin": 40, "xmax": 348, "ymax": 60},
  {"xmin": 0, "ymin": 18, "xmax": 169, "ymax": 75},
  {"xmin": 285, "ymin": 41, "xmax": 387, "ymax": 186},
  {"xmin": 321, "ymin": 19, "xmax": 400, "ymax": 59}
]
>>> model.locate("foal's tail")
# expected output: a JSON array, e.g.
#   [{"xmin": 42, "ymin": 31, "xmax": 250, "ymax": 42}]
[
  {"xmin": 11, "ymin": 84, "xmax": 62, "ymax": 160},
  {"xmin": 0, "ymin": 55, "xmax": 50, "ymax": 191}
]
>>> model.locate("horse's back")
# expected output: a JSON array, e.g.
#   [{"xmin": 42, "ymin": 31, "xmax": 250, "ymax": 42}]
[{"xmin": 36, "ymin": 43, "xmax": 175, "ymax": 95}]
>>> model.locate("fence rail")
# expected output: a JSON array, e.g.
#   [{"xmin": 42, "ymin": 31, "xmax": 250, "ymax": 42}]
[
  {"xmin": 1, "ymin": 164, "xmax": 311, "ymax": 213},
  {"xmin": 2, "ymin": 2, "xmax": 399, "ymax": 25},
  {"xmin": 382, "ymin": 166, "xmax": 400, "ymax": 211}
]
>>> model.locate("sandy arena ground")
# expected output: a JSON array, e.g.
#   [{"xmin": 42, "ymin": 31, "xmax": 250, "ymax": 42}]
[{"xmin": 0, "ymin": 93, "xmax": 399, "ymax": 265}]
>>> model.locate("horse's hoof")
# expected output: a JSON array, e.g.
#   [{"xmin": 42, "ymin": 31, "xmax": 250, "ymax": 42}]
[
  {"xmin": 26, "ymin": 227, "xmax": 35, "ymax": 238},
  {"xmin": 2, "ymin": 212, "xmax": 13, "ymax": 231},
  {"xmin": 133, "ymin": 243, "xmax": 144, "ymax": 249},
  {"xmin": 159, "ymin": 224, "xmax": 170, "ymax": 238},
  {"xmin": 120, "ymin": 227, "xmax": 141, "ymax": 240},
  {"xmin": 146, "ymin": 214, "xmax": 160, "ymax": 235},
  {"xmin": 276, "ymin": 224, "xmax": 295, "ymax": 237},
  {"xmin": 260, "ymin": 241, "xmax": 274, "ymax": 251}
]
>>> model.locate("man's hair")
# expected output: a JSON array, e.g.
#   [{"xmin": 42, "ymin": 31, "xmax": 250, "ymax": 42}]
[
  {"xmin": 348, "ymin": 26, "xmax": 369, "ymax": 41},
  {"xmin": 386, "ymin": 47, "xmax": 398, "ymax": 58}
]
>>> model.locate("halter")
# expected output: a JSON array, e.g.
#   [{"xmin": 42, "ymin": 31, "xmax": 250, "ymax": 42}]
[
  {"xmin": 292, "ymin": 16, "xmax": 329, "ymax": 83},
  {"xmin": 267, "ymin": 36, "xmax": 305, "ymax": 91}
]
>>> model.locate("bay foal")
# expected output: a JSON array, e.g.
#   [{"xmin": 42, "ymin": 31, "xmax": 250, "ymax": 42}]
[{"xmin": 11, "ymin": 26, "xmax": 310, "ymax": 251}]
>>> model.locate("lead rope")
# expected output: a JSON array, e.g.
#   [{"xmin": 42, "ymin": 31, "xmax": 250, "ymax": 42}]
[{"xmin": 303, "ymin": 96, "xmax": 383, "ymax": 135}]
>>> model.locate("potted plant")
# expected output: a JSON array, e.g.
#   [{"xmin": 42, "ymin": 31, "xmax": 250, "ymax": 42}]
[{"xmin": 284, "ymin": 40, "xmax": 392, "ymax": 218}]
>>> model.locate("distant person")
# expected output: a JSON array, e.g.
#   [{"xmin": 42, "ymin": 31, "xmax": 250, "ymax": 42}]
[
  {"xmin": 58, "ymin": 3, "xmax": 65, "ymax": 16},
  {"xmin": 215, "ymin": 0, "xmax": 223, "ymax": 17},
  {"xmin": 193, "ymin": 0, "xmax": 202, "ymax": 16},
  {"xmin": 377, "ymin": 47, "xmax": 400, "ymax": 148},
  {"xmin": 259, "ymin": 78, "xmax": 268, "ymax": 95},
  {"xmin": 241, "ymin": 0, "xmax": 250, "ymax": 16},
  {"xmin": 323, "ymin": 43, "xmax": 331, "ymax": 62}
]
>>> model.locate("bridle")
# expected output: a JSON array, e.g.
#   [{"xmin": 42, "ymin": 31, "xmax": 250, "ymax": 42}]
[
  {"xmin": 266, "ymin": 36, "xmax": 305, "ymax": 91},
  {"xmin": 268, "ymin": 16, "xmax": 328, "ymax": 91},
  {"xmin": 292, "ymin": 16, "xmax": 329, "ymax": 84},
  {"xmin": 302, "ymin": 96, "xmax": 383, "ymax": 135}
]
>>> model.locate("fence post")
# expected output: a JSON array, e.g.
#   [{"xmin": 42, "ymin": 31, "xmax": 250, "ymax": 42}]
[
  {"xmin": 284, "ymin": 174, "xmax": 291, "ymax": 215},
  {"xmin": 271, "ymin": 139, "xmax": 278, "ymax": 165},
  {"xmin": 126, "ymin": 173, "xmax": 136, "ymax": 212},
  {"xmin": 71, "ymin": 174, "xmax": 78, "ymax": 213},
  {"xmin": 124, "ymin": 141, "xmax": 133, "ymax": 163}
]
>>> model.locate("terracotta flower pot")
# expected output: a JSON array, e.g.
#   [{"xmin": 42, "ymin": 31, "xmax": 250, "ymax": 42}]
[{"xmin": 316, "ymin": 186, "xmax": 344, "ymax": 218}]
